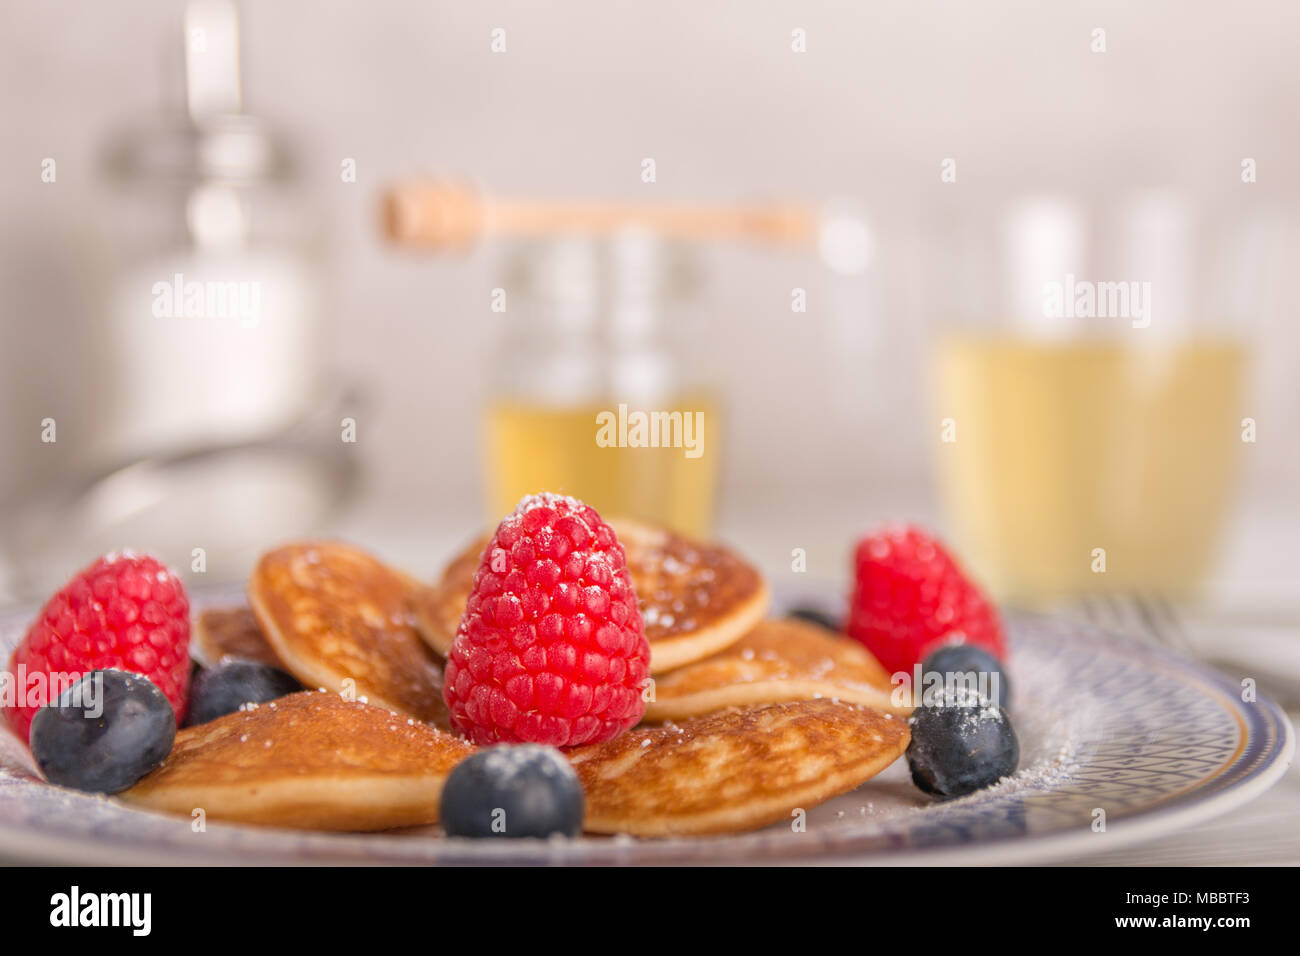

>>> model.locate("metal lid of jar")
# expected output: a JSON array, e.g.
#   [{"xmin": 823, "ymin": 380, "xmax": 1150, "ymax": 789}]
[{"xmin": 102, "ymin": 112, "xmax": 292, "ymax": 186}]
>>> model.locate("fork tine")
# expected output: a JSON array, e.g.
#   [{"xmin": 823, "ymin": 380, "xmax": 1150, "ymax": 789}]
[
  {"xmin": 1131, "ymin": 594, "xmax": 1167, "ymax": 647},
  {"xmin": 1153, "ymin": 594, "xmax": 1195, "ymax": 654},
  {"xmin": 1136, "ymin": 593, "xmax": 1194, "ymax": 653},
  {"xmin": 1079, "ymin": 593, "xmax": 1111, "ymax": 631},
  {"xmin": 1094, "ymin": 592, "xmax": 1162, "ymax": 648},
  {"xmin": 1124, "ymin": 593, "xmax": 1162, "ymax": 647}
]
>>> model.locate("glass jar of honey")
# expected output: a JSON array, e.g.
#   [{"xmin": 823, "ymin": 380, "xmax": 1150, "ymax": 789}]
[{"xmin": 482, "ymin": 230, "xmax": 719, "ymax": 535}]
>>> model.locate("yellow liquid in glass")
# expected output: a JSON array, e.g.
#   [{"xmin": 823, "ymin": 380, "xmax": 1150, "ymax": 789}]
[
  {"xmin": 484, "ymin": 394, "xmax": 720, "ymax": 536},
  {"xmin": 933, "ymin": 335, "xmax": 1247, "ymax": 602}
]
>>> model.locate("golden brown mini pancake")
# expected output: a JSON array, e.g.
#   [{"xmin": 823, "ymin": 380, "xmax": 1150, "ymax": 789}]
[
  {"xmin": 415, "ymin": 517, "xmax": 769, "ymax": 673},
  {"xmin": 568, "ymin": 698, "xmax": 909, "ymax": 836},
  {"xmin": 120, "ymin": 691, "xmax": 474, "ymax": 830},
  {"xmin": 193, "ymin": 607, "xmax": 282, "ymax": 667},
  {"xmin": 248, "ymin": 542, "xmax": 449, "ymax": 729},
  {"xmin": 644, "ymin": 617, "xmax": 908, "ymax": 721}
]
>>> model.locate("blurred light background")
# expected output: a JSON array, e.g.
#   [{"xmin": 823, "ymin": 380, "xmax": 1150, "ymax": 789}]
[{"xmin": 1, "ymin": 0, "xmax": 1297, "ymax": 628}]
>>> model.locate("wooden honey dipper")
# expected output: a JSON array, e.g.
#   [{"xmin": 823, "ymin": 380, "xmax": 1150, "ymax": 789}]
[{"xmin": 380, "ymin": 178, "xmax": 819, "ymax": 251}]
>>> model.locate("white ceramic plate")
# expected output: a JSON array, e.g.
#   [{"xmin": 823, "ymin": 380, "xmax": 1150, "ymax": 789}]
[{"xmin": 0, "ymin": 590, "xmax": 1291, "ymax": 865}]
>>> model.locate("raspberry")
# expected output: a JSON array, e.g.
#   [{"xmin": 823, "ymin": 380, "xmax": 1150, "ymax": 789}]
[
  {"xmin": 4, "ymin": 553, "xmax": 191, "ymax": 742},
  {"xmin": 444, "ymin": 493, "xmax": 650, "ymax": 748},
  {"xmin": 846, "ymin": 526, "xmax": 1005, "ymax": 675}
]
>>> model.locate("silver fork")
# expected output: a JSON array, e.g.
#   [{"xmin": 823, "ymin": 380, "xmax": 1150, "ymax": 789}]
[
  {"xmin": 1078, "ymin": 592, "xmax": 1196, "ymax": 654},
  {"xmin": 1132, "ymin": 593, "xmax": 1197, "ymax": 654},
  {"xmin": 1080, "ymin": 594, "xmax": 1300, "ymax": 704}
]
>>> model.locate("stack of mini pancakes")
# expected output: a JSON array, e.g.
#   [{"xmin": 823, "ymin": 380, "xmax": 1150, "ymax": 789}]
[{"xmin": 122, "ymin": 521, "xmax": 911, "ymax": 836}]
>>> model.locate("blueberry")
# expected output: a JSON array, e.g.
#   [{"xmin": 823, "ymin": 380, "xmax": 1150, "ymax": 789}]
[
  {"xmin": 921, "ymin": 643, "xmax": 1010, "ymax": 709},
  {"xmin": 906, "ymin": 687, "xmax": 1019, "ymax": 799},
  {"xmin": 787, "ymin": 606, "xmax": 842, "ymax": 633},
  {"xmin": 30, "ymin": 669, "xmax": 176, "ymax": 794},
  {"xmin": 186, "ymin": 659, "xmax": 301, "ymax": 726},
  {"xmin": 440, "ymin": 744, "xmax": 584, "ymax": 839}
]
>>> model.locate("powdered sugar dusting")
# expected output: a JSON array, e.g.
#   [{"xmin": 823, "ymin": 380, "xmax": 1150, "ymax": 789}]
[
  {"xmin": 504, "ymin": 492, "xmax": 586, "ymax": 524},
  {"xmin": 479, "ymin": 744, "xmax": 572, "ymax": 784}
]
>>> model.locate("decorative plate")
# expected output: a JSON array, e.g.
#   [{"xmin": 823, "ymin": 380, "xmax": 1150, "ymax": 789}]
[{"xmin": 0, "ymin": 589, "xmax": 1291, "ymax": 865}]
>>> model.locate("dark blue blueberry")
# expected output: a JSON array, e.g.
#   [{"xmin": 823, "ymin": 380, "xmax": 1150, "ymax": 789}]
[
  {"xmin": 787, "ymin": 606, "xmax": 842, "ymax": 633},
  {"xmin": 440, "ymin": 744, "xmax": 584, "ymax": 839},
  {"xmin": 186, "ymin": 659, "xmax": 301, "ymax": 726},
  {"xmin": 906, "ymin": 687, "xmax": 1019, "ymax": 799},
  {"xmin": 921, "ymin": 643, "xmax": 1010, "ymax": 709},
  {"xmin": 30, "ymin": 669, "xmax": 176, "ymax": 794}
]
